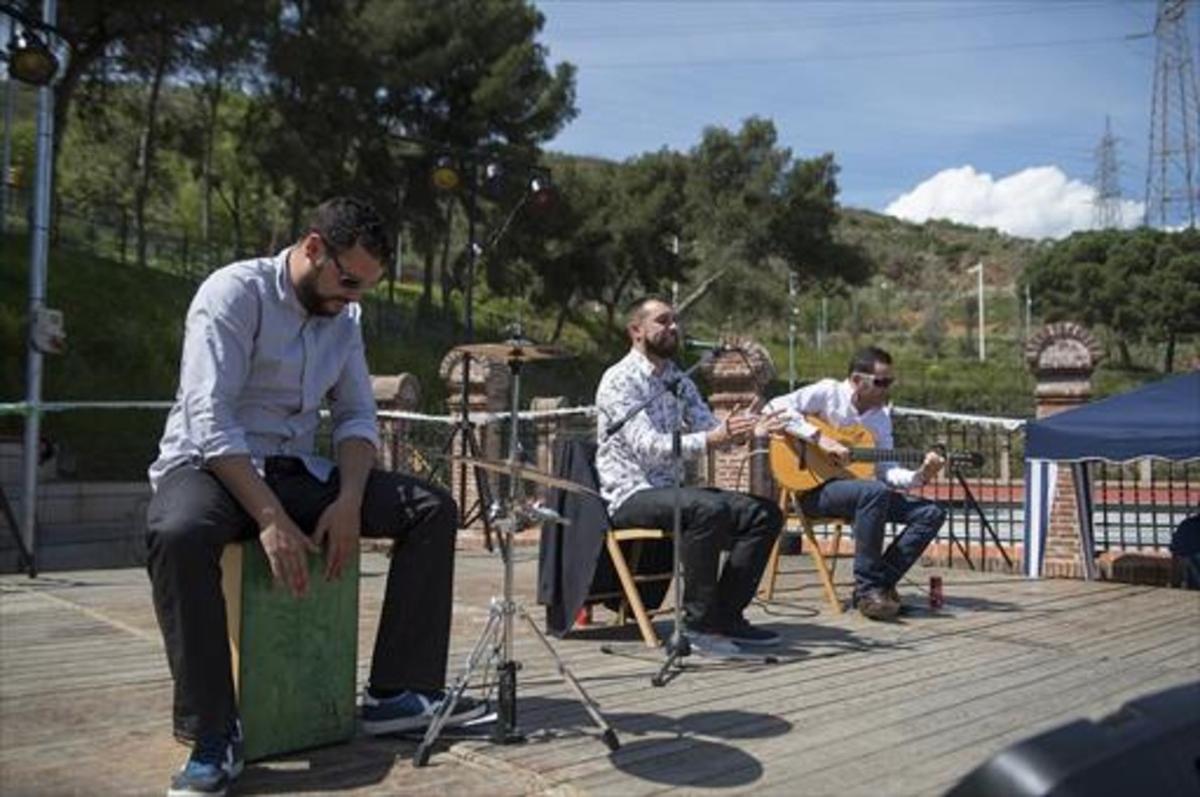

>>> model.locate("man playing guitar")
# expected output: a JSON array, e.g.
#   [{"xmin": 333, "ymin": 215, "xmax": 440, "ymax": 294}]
[{"xmin": 764, "ymin": 346, "xmax": 946, "ymax": 620}]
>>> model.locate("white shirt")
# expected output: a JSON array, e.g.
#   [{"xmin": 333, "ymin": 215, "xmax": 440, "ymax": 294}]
[
  {"xmin": 595, "ymin": 349, "xmax": 719, "ymax": 511},
  {"xmin": 148, "ymin": 248, "xmax": 379, "ymax": 489},
  {"xmin": 763, "ymin": 378, "xmax": 920, "ymax": 489}
]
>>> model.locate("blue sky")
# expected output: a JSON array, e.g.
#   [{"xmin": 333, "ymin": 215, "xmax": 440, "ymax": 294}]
[{"xmin": 532, "ymin": 0, "xmax": 1180, "ymax": 238}]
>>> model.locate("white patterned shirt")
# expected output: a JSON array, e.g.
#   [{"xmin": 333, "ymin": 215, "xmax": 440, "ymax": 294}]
[
  {"xmin": 763, "ymin": 378, "xmax": 919, "ymax": 489},
  {"xmin": 595, "ymin": 348, "xmax": 719, "ymax": 511}
]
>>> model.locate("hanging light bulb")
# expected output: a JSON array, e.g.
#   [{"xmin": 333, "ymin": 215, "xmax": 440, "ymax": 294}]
[
  {"xmin": 7, "ymin": 27, "xmax": 58, "ymax": 87},
  {"xmin": 480, "ymin": 161, "xmax": 506, "ymax": 200},
  {"xmin": 430, "ymin": 155, "xmax": 461, "ymax": 192},
  {"xmin": 528, "ymin": 172, "xmax": 557, "ymax": 212}
]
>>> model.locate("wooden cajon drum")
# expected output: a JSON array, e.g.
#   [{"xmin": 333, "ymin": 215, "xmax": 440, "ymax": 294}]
[{"xmin": 220, "ymin": 540, "xmax": 360, "ymax": 762}]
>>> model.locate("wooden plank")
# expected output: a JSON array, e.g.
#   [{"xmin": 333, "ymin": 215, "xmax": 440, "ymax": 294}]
[
  {"xmin": 502, "ymin": 578, "xmax": 1173, "ymax": 744},
  {"xmin": 2, "ymin": 552, "xmax": 1198, "ymax": 797},
  {"xmin": 481, "ymin": 577, "xmax": 1197, "ymax": 787}
]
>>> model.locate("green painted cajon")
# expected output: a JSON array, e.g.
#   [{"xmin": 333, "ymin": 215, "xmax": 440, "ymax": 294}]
[{"xmin": 220, "ymin": 541, "xmax": 360, "ymax": 762}]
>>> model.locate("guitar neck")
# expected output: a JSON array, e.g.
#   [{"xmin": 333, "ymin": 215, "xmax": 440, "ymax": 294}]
[{"xmin": 848, "ymin": 447, "xmax": 926, "ymax": 465}]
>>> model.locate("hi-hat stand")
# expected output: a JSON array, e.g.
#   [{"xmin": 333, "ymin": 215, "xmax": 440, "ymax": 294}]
[{"xmin": 415, "ymin": 344, "xmax": 619, "ymax": 766}]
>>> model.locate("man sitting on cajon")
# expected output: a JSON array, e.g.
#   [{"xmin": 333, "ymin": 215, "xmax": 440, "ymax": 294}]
[{"xmin": 146, "ymin": 196, "xmax": 483, "ymax": 797}]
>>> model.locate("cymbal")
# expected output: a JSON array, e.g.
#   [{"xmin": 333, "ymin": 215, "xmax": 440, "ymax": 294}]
[
  {"xmin": 452, "ymin": 456, "xmax": 599, "ymax": 498},
  {"xmin": 453, "ymin": 340, "xmax": 571, "ymax": 362}
]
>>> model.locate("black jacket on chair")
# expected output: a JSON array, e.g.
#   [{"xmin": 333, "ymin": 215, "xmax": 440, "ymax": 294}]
[{"xmin": 537, "ymin": 438, "xmax": 673, "ymax": 636}]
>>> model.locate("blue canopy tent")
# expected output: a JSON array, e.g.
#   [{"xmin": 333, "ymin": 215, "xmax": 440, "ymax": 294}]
[{"xmin": 1022, "ymin": 372, "xmax": 1200, "ymax": 578}]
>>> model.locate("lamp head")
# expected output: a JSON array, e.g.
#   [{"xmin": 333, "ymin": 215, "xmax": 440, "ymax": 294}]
[
  {"xmin": 8, "ymin": 27, "xmax": 58, "ymax": 86},
  {"xmin": 528, "ymin": 172, "xmax": 556, "ymax": 211},
  {"xmin": 430, "ymin": 155, "xmax": 461, "ymax": 192}
]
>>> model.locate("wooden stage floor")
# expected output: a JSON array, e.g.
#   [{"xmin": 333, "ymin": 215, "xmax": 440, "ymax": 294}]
[{"xmin": 2, "ymin": 547, "xmax": 1197, "ymax": 796}]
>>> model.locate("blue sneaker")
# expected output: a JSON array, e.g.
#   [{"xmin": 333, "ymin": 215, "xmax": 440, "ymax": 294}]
[
  {"xmin": 361, "ymin": 689, "xmax": 487, "ymax": 735},
  {"xmin": 167, "ymin": 720, "xmax": 243, "ymax": 797}
]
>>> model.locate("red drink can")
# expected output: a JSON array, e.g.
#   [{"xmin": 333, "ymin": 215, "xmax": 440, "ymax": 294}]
[
  {"xmin": 929, "ymin": 576, "xmax": 944, "ymax": 609},
  {"xmin": 574, "ymin": 605, "xmax": 593, "ymax": 628}
]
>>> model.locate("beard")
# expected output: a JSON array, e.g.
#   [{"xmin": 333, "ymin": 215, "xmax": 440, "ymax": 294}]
[
  {"xmin": 644, "ymin": 331, "xmax": 678, "ymax": 359},
  {"xmin": 294, "ymin": 271, "xmax": 344, "ymax": 317}
]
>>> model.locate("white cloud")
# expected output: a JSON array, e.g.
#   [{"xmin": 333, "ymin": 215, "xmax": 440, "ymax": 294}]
[{"xmin": 884, "ymin": 165, "xmax": 1144, "ymax": 240}]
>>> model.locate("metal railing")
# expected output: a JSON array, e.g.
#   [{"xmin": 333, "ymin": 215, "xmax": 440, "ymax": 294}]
[
  {"xmin": 3, "ymin": 399, "xmax": 1197, "ymax": 575},
  {"xmin": 1093, "ymin": 461, "xmax": 1200, "ymax": 551},
  {"xmin": 889, "ymin": 408, "xmax": 1026, "ymax": 569}
]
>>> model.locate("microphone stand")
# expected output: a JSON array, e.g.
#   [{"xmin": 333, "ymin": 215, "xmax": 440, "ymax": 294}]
[
  {"xmin": 602, "ymin": 346, "xmax": 721, "ymax": 687},
  {"xmin": 446, "ymin": 179, "xmax": 539, "ymax": 550}
]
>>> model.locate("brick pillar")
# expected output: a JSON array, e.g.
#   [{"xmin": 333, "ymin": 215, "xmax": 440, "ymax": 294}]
[
  {"xmin": 439, "ymin": 350, "xmax": 511, "ymax": 542},
  {"xmin": 697, "ymin": 337, "xmax": 776, "ymax": 494},
  {"xmin": 371, "ymin": 373, "xmax": 420, "ymax": 473},
  {"xmin": 531, "ymin": 396, "xmax": 567, "ymax": 477},
  {"xmin": 1025, "ymin": 322, "xmax": 1102, "ymax": 578}
]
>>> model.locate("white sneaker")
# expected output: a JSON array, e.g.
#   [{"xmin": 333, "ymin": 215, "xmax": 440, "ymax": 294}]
[{"xmin": 687, "ymin": 631, "xmax": 744, "ymax": 659}]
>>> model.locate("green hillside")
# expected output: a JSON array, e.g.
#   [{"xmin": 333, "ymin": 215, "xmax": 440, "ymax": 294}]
[{"xmin": 0, "ymin": 232, "xmax": 621, "ymax": 477}]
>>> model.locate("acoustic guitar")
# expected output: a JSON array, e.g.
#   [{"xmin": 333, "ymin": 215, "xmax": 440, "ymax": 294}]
[{"xmin": 769, "ymin": 415, "xmax": 984, "ymax": 494}]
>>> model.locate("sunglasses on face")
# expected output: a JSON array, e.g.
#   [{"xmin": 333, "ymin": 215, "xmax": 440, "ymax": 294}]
[
  {"xmin": 315, "ymin": 234, "xmax": 366, "ymax": 291},
  {"xmin": 855, "ymin": 372, "xmax": 896, "ymax": 389}
]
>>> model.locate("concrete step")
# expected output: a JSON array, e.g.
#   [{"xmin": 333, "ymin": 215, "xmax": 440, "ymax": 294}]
[
  {"xmin": 1, "ymin": 480, "xmax": 150, "ymax": 526},
  {"xmin": 0, "ymin": 520, "xmax": 146, "ymax": 574},
  {"xmin": 0, "ymin": 438, "xmax": 58, "ymax": 485}
]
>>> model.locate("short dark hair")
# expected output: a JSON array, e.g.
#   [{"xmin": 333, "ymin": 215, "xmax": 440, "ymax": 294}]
[
  {"xmin": 307, "ymin": 196, "xmax": 392, "ymax": 263},
  {"xmin": 625, "ymin": 294, "xmax": 671, "ymax": 325},
  {"xmin": 848, "ymin": 345, "xmax": 892, "ymax": 376}
]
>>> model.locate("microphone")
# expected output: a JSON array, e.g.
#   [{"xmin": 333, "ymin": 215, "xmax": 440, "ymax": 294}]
[
  {"xmin": 683, "ymin": 337, "xmax": 728, "ymax": 352},
  {"xmin": 522, "ymin": 503, "xmax": 570, "ymax": 528},
  {"xmin": 525, "ymin": 504, "xmax": 566, "ymax": 528}
]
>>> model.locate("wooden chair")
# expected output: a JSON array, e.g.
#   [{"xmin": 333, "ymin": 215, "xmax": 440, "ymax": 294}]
[
  {"xmin": 758, "ymin": 488, "xmax": 846, "ymax": 614},
  {"xmin": 607, "ymin": 527, "xmax": 676, "ymax": 647},
  {"xmin": 583, "ymin": 526, "xmax": 675, "ymax": 648},
  {"xmin": 540, "ymin": 437, "xmax": 676, "ymax": 649}
]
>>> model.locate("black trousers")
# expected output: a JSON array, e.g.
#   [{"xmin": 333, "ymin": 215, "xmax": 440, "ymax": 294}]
[
  {"xmin": 145, "ymin": 457, "xmax": 457, "ymax": 741},
  {"xmin": 610, "ymin": 487, "xmax": 782, "ymax": 633}
]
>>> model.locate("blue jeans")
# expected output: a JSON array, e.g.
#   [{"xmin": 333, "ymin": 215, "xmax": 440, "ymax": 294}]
[{"xmin": 799, "ymin": 479, "xmax": 946, "ymax": 598}]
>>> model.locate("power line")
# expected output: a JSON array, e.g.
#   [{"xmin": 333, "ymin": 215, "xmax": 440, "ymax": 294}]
[
  {"xmin": 546, "ymin": 1, "xmax": 1124, "ymax": 41},
  {"xmin": 573, "ymin": 34, "xmax": 1142, "ymax": 70}
]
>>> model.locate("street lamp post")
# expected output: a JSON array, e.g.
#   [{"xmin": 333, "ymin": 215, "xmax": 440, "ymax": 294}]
[
  {"xmin": 818, "ymin": 294, "xmax": 828, "ymax": 351},
  {"xmin": 969, "ymin": 261, "xmax": 985, "ymax": 362},
  {"xmin": 18, "ymin": 0, "xmax": 59, "ymax": 576},
  {"xmin": 1024, "ymin": 283, "xmax": 1032, "ymax": 343},
  {"xmin": 1, "ymin": 63, "xmax": 13, "ymax": 233},
  {"xmin": 787, "ymin": 272, "xmax": 797, "ymax": 390}
]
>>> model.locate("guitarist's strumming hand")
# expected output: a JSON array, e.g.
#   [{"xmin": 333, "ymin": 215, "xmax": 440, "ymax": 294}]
[
  {"xmin": 917, "ymin": 450, "xmax": 946, "ymax": 484},
  {"xmin": 815, "ymin": 432, "xmax": 851, "ymax": 467}
]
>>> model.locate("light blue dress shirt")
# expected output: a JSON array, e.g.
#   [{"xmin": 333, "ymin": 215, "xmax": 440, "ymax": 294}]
[{"xmin": 149, "ymin": 248, "xmax": 379, "ymax": 489}]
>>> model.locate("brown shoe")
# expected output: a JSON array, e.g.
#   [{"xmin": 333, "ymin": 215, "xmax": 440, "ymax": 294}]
[
  {"xmin": 856, "ymin": 588, "xmax": 900, "ymax": 621},
  {"xmin": 884, "ymin": 586, "xmax": 907, "ymax": 614}
]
